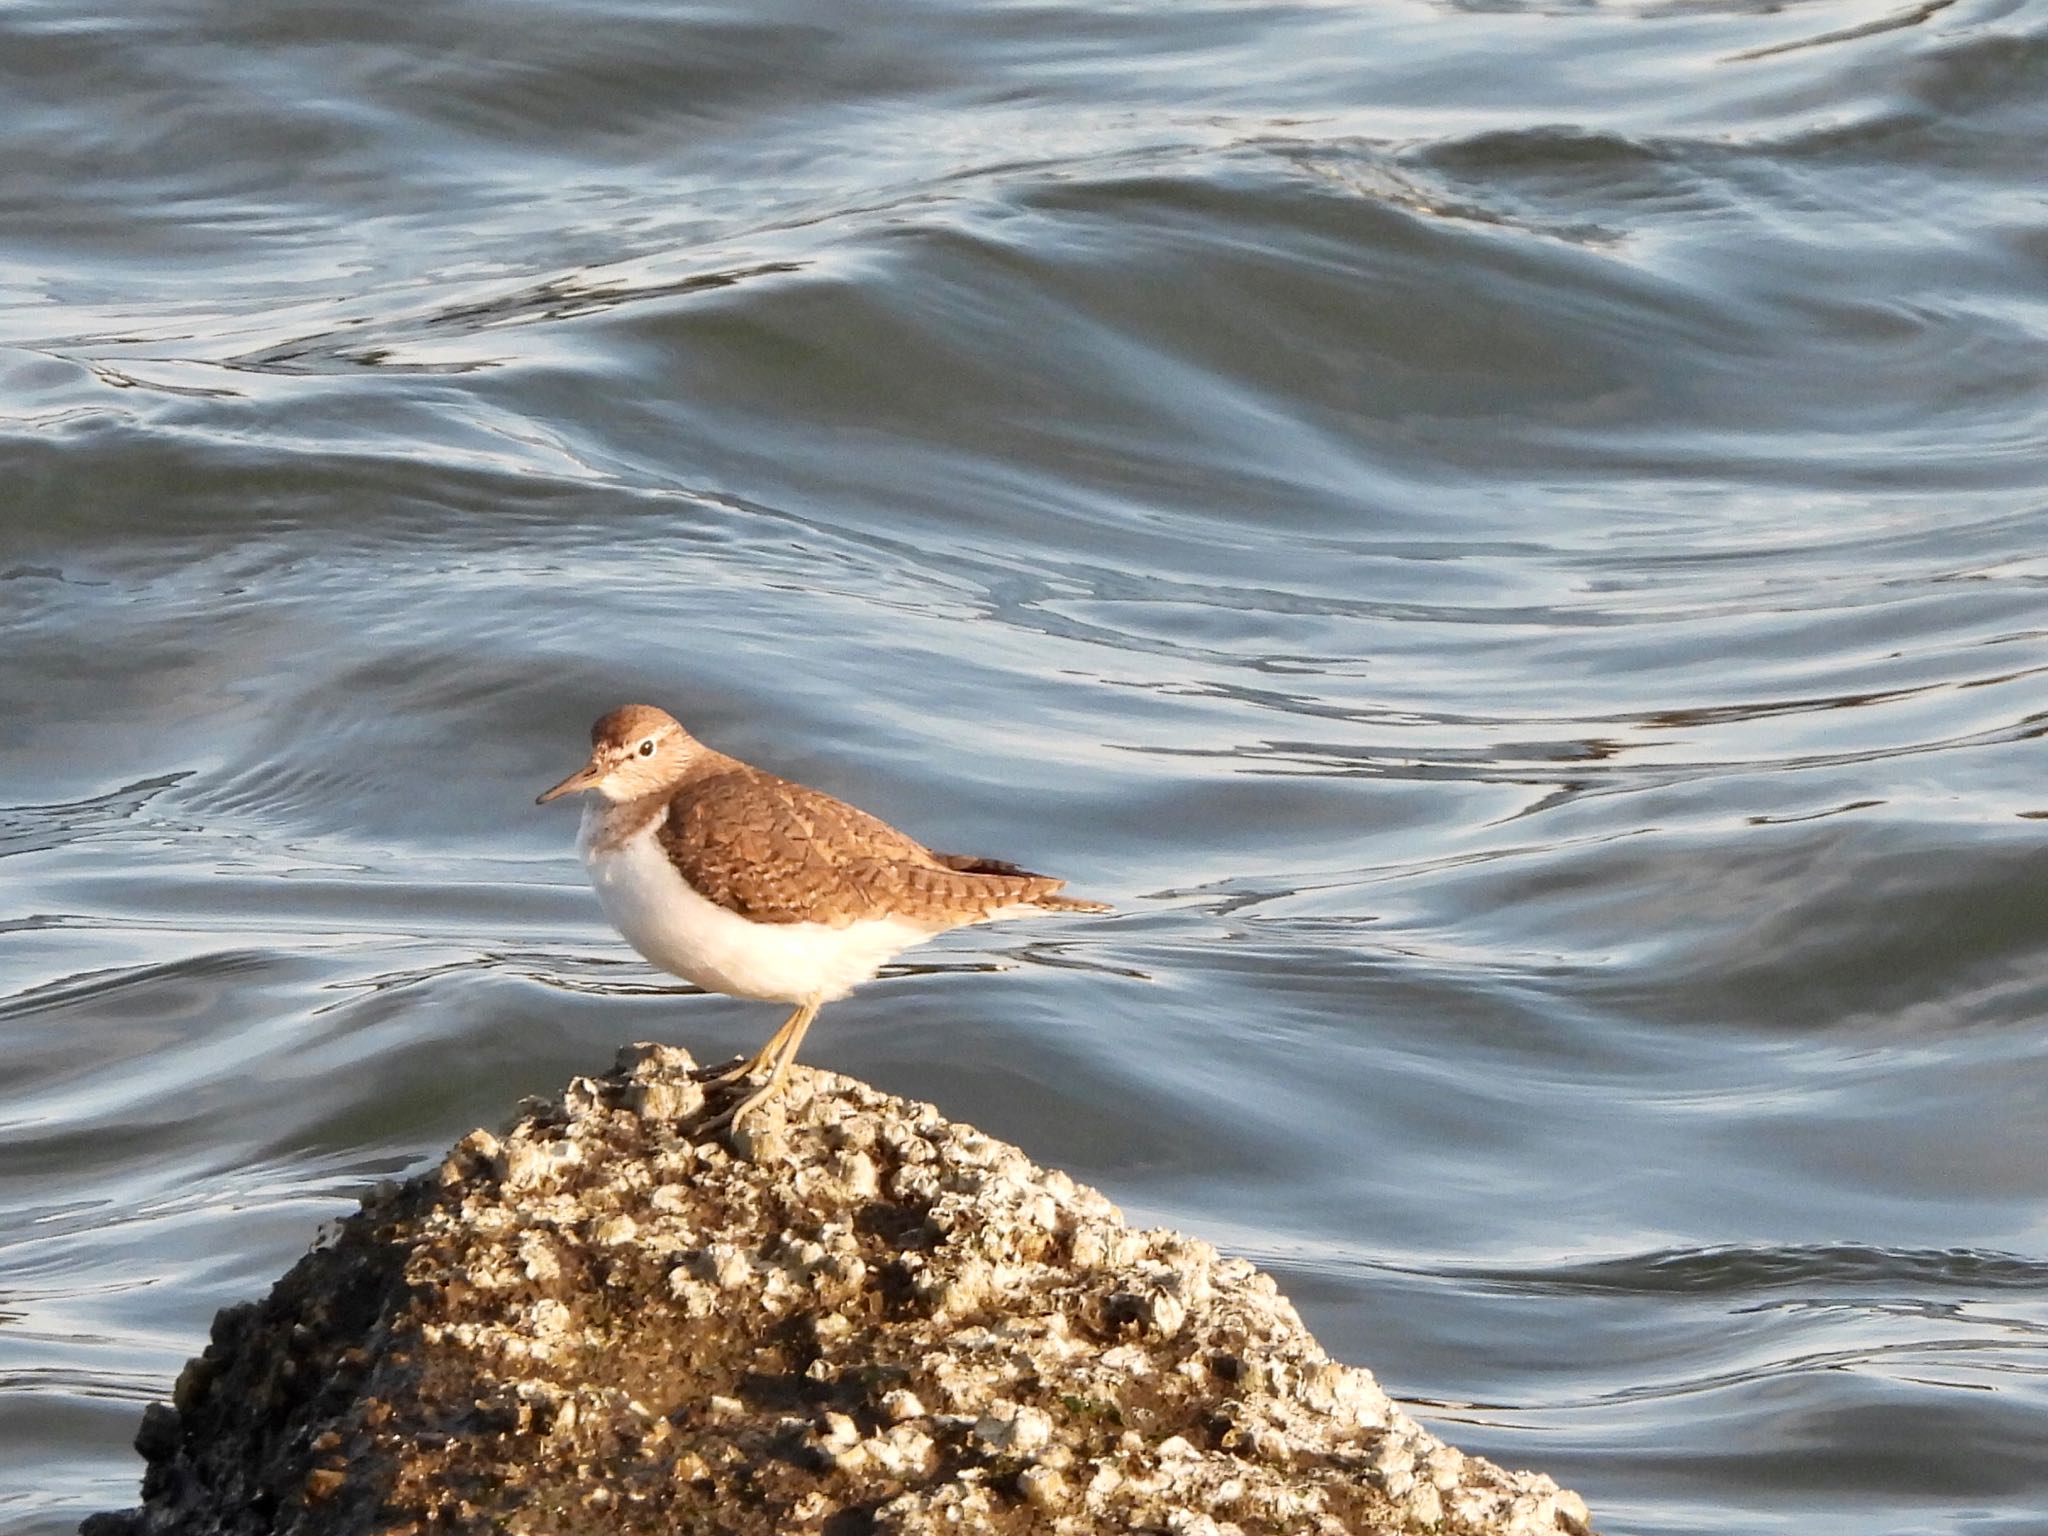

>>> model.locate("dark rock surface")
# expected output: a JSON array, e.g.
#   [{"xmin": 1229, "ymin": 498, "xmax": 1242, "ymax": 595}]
[{"xmin": 85, "ymin": 1044, "xmax": 1594, "ymax": 1536}]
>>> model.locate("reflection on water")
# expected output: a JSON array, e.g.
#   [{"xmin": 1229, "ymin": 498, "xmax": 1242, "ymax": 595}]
[{"xmin": 6, "ymin": 0, "xmax": 2048, "ymax": 1532}]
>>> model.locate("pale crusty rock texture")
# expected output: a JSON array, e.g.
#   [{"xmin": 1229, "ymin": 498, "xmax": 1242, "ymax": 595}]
[{"xmin": 87, "ymin": 1045, "xmax": 1593, "ymax": 1536}]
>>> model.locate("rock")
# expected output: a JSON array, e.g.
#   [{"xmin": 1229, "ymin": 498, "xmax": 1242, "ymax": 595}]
[{"xmin": 84, "ymin": 1043, "xmax": 1594, "ymax": 1536}]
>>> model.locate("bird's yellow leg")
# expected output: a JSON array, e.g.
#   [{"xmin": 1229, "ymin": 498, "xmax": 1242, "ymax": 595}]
[
  {"xmin": 701, "ymin": 1001, "xmax": 820, "ymax": 1133},
  {"xmin": 698, "ymin": 1001, "xmax": 810, "ymax": 1086}
]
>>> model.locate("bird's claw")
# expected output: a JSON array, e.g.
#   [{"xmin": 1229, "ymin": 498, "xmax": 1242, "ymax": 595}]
[
  {"xmin": 696, "ymin": 1088, "xmax": 766, "ymax": 1141},
  {"xmin": 690, "ymin": 1056, "xmax": 763, "ymax": 1089}
]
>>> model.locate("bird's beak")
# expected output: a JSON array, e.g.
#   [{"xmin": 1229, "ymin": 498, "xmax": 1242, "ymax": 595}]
[{"xmin": 536, "ymin": 756, "xmax": 604, "ymax": 805}]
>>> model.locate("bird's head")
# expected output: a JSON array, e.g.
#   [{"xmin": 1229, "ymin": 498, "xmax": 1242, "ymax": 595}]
[{"xmin": 536, "ymin": 704, "xmax": 700, "ymax": 805}]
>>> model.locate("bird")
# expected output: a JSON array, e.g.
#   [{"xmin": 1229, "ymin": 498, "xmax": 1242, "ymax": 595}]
[{"xmin": 537, "ymin": 704, "xmax": 1109, "ymax": 1138}]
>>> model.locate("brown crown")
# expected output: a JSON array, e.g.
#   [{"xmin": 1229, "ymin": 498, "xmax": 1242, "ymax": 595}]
[{"xmin": 592, "ymin": 704, "xmax": 683, "ymax": 749}]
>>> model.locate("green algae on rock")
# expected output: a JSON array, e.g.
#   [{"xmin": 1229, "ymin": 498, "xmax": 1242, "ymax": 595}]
[{"xmin": 84, "ymin": 1045, "xmax": 1594, "ymax": 1536}]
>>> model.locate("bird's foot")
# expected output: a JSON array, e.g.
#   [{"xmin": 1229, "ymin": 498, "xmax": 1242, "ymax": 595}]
[
  {"xmin": 697, "ymin": 1078, "xmax": 783, "ymax": 1142},
  {"xmin": 691, "ymin": 1055, "xmax": 766, "ymax": 1089}
]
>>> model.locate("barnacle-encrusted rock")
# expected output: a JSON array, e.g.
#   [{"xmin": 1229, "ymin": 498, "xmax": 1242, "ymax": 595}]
[{"xmin": 84, "ymin": 1045, "xmax": 1593, "ymax": 1536}]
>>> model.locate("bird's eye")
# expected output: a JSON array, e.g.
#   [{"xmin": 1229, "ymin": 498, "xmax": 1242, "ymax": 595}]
[{"xmin": 638, "ymin": 739, "xmax": 655, "ymax": 757}]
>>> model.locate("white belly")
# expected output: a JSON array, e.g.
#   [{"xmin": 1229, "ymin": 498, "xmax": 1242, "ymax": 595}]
[{"xmin": 578, "ymin": 812, "xmax": 942, "ymax": 1004}]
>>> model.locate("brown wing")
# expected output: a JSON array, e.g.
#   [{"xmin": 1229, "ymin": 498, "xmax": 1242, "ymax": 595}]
[{"xmin": 658, "ymin": 765, "xmax": 1089, "ymax": 927}]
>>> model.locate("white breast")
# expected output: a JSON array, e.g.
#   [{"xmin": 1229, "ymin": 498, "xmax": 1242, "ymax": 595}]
[{"xmin": 577, "ymin": 806, "xmax": 944, "ymax": 1005}]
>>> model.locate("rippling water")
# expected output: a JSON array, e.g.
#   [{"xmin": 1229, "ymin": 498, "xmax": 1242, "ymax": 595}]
[{"xmin": 7, "ymin": 1, "xmax": 2048, "ymax": 1530}]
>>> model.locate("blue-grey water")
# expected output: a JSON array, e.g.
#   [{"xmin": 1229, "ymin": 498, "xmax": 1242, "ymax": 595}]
[{"xmin": 6, "ymin": 1, "xmax": 2048, "ymax": 1531}]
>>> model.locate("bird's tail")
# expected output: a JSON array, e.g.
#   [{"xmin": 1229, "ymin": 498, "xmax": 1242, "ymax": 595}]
[
  {"xmin": 929, "ymin": 851, "xmax": 1111, "ymax": 915},
  {"xmin": 1033, "ymin": 890, "xmax": 1112, "ymax": 914}
]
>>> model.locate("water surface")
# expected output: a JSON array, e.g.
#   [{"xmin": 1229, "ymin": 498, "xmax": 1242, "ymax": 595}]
[{"xmin": 6, "ymin": 1, "xmax": 2048, "ymax": 1530}]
